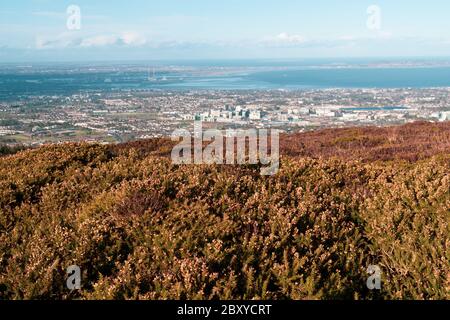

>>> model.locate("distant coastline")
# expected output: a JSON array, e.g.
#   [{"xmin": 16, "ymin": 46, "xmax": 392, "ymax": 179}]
[{"xmin": 1, "ymin": 59, "xmax": 450, "ymax": 97}]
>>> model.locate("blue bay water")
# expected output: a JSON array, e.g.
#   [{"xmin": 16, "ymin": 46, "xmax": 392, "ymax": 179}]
[
  {"xmin": 245, "ymin": 67, "xmax": 450, "ymax": 89},
  {"xmin": 1, "ymin": 64, "xmax": 450, "ymax": 99}
]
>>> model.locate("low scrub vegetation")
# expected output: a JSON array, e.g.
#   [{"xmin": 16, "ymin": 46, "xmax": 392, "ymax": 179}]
[{"xmin": 0, "ymin": 122, "xmax": 448, "ymax": 300}]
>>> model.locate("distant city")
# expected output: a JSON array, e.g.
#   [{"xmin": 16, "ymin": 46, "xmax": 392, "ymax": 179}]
[{"xmin": 0, "ymin": 88, "xmax": 449, "ymax": 146}]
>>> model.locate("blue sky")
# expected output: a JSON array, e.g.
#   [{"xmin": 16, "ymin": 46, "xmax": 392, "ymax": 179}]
[{"xmin": 1, "ymin": 0, "xmax": 450, "ymax": 62}]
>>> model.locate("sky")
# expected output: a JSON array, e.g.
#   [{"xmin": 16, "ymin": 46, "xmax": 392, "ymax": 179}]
[{"xmin": 1, "ymin": 0, "xmax": 450, "ymax": 62}]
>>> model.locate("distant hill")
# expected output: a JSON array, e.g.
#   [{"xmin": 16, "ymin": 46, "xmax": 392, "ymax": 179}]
[{"xmin": 0, "ymin": 121, "xmax": 448, "ymax": 300}]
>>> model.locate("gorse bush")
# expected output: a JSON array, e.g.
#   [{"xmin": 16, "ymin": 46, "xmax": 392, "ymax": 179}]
[{"xmin": 0, "ymin": 122, "xmax": 448, "ymax": 300}]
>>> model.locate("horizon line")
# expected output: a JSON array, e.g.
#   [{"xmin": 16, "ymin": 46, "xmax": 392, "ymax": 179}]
[{"xmin": 2, "ymin": 56, "xmax": 450, "ymax": 65}]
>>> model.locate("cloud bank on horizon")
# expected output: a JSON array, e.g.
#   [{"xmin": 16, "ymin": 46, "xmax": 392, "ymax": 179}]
[{"xmin": 1, "ymin": 0, "xmax": 450, "ymax": 62}]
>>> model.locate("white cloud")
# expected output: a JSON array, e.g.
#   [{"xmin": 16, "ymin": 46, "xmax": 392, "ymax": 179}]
[
  {"xmin": 32, "ymin": 29, "xmax": 450, "ymax": 58},
  {"xmin": 79, "ymin": 35, "xmax": 118, "ymax": 47},
  {"xmin": 120, "ymin": 32, "xmax": 147, "ymax": 46},
  {"xmin": 35, "ymin": 33, "xmax": 76, "ymax": 49},
  {"xmin": 276, "ymin": 32, "xmax": 307, "ymax": 44},
  {"xmin": 260, "ymin": 32, "xmax": 306, "ymax": 46},
  {"xmin": 259, "ymin": 32, "xmax": 402, "ymax": 49},
  {"xmin": 36, "ymin": 32, "xmax": 147, "ymax": 49}
]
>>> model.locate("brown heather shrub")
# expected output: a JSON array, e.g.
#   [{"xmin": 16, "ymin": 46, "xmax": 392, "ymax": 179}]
[
  {"xmin": 280, "ymin": 121, "xmax": 450, "ymax": 162},
  {"xmin": 361, "ymin": 156, "xmax": 450, "ymax": 299},
  {"xmin": 0, "ymin": 122, "xmax": 448, "ymax": 300}
]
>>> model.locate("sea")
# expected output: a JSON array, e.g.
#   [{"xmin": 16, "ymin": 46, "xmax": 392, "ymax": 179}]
[{"xmin": 1, "ymin": 59, "xmax": 450, "ymax": 98}]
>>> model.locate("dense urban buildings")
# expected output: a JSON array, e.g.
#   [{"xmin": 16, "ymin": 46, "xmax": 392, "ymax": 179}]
[{"xmin": 1, "ymin": 88, "xmax": 449, "ymax": 146}]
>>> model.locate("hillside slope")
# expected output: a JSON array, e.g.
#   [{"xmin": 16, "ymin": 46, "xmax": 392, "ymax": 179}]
[
  {"xmin": 0, "ymin": 122, "xmax": 449, "ymax": 300},
  {"xmin": 111, "ymin": 121, "xmax": 450, "ymax": 163}
]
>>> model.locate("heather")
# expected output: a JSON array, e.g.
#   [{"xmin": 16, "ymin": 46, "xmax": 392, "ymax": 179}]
[{"xmin": 0, "ymin": 122, "xmax": 448, "ymax": 300}]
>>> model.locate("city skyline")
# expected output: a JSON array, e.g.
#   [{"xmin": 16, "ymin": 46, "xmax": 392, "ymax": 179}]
[{"xmin": 1, "ymin": 0, "xmax": 450, "ymax": 62}]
